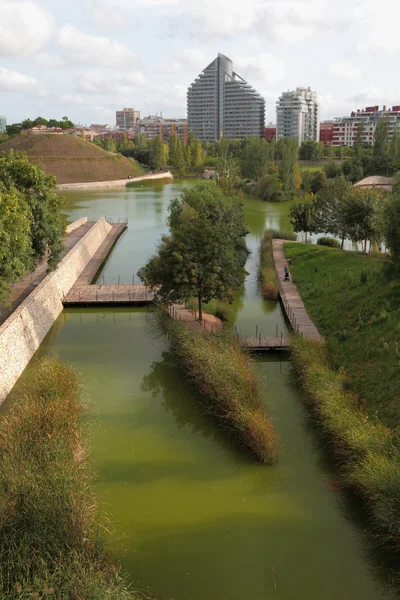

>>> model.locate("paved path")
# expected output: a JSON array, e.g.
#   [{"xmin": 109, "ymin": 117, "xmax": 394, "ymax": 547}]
[
  {"xmin": 57, "ymin": 170, "xmax": 173, "ymax": 191},
  {"xmin": 0, "ymin": 221, "xmax": 95, "ymax": 326},
  {"xmin": 272, "ymin": 239, "xmax": 323, "ymax": 341}
]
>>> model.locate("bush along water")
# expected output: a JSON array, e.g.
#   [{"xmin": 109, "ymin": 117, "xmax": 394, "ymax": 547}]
[
  {"xmin": 317, "ymin": 236, "xmax": 341, "ymax": 248},
  {"xmin": 0, "ymin": 356, "xmax": 153, "ymax": 600},
  {"xmin": 291, "ymin": 336, "xmax": 400, "ymax": 549},
  {"xmin": 259, "ymin": 229, "xmax": 297, "ymax": 300},
  {"xmin": 160, "ymin": 311, "xmax": 279, "ymax": 463}
]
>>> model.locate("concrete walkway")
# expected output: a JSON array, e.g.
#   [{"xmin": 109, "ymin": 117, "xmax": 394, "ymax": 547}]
[
  {"xmin": 0, "ymin": 220, "xmax": 95, "ymax": 326},
  {"xmin": 272, "ymin": 239, "xmax": 323, "ymax": 341},
  {"xmin": 57, "ymin": 170, "xmax": 173, "ymax": 191}
]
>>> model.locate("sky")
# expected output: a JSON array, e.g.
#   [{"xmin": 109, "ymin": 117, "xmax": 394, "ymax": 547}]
[{"xmin": 1, "ymin": 0, "xmax": 399, "ymax": 127}]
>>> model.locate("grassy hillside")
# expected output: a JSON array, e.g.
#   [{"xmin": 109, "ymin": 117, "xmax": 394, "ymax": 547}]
[
  {"xmin": 284, "ymin": 242, "xmax": 400, "ymax": 430},
  {"xmin": 0, "ymin": 134, "xmax": 146, "ymax": 184}
]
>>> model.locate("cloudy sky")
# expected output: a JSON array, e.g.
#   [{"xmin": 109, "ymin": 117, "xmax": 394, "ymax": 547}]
[{"xmin": 1, "ymin": 0, "xmax": 399, "ymax": 127}]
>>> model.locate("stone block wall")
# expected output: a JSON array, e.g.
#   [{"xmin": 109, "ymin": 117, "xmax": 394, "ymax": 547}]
[{"xmin": 0, "ymin": 217, "xmax": 112, "ymax": 403}]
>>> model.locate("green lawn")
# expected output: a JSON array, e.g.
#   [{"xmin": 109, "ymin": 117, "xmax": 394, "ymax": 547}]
[{"xmin": 284, "ymin": 242, "xmax": 400, "ymax": 431}]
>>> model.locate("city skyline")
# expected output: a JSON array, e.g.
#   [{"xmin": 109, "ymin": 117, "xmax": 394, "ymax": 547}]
[{"xmin": 1, "ymin": 0, "xmax": 400, "ymax": 126}]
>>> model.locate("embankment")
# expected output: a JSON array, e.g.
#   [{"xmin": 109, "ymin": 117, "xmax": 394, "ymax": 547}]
[
  {"xmin": 0, "ymin": 356, "xmax": 153, "ymax": 598},
  {"xmin": 291, "ymin": 336, "xmax": 400, "ymax": 549},
  {"xmin": 0, "ymin": 218, "xmax": 112, "ymax": 403},
  {"xmin": 161, "ymin": 312, "xmax": 279, "ymax": 463},
  {"xmin": 58, "ymin": 171, "xmax": 173, "ymax": 191}
]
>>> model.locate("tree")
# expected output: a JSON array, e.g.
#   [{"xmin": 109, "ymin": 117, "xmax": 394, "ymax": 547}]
[
  {"xmin": 313, "ymin": 176, "xmax": 354, "ymax": 248},
  {"xmin": 373, "ymin": 117, "xmax": 389, "ymax": 170},
  {"xmin": 21, "ymin": 119, "xmax": 33, "ymax": 130},
  {"xmin": 255, "ymin": 174, "xmax": 283, "ymax": 202},
  {"xmin": 168, "ymin": 134, "xmax": 177, "ymax": 167},
  {"xmin": 175, "ymin": 139, "xmax": 186, "ymax": 177},
  {"xmin": 33, "ymin": 117, "xmax": 48, "ymax": 127},
  {"xmin": 193, "ymin": 139, "xmax": 203, "ymax": 168},
  {"xmin": 185, "ymin": 145, "xmax": 192, "ymax": 169},
  {"xmin": 325, "ymin": 145, "xmax": 335, "ymax": 160},
  {"xmin": 279, "ymin": 138, "xmax": 299, "ymax": 193},
  {"xmin": 102, "ymin": 137, "xmax": 117, "ymax": 153},
  {"xmin": 388, "ymin": 125, "xmax": 400, "ymax": 171},
  {"xmin": 138, "ymin": 183, "xmax": 247, "ymax": 320},
  {"xmin": 385, "ymin": 192, "xmax": 400, "ymax": 269},
  {"xmin": 0, "ymin": 151, "xmax": 65, "ymax": 303},
  {"xmin": 6, "ymin": 123, "xmax": 22, "ymax": 136},
  {"xmin": 215, "ymin": 138, "xmax": 239, "ymax": 196},
  {"xmin": 343, "ymin": 189, "xmax": 383, "ymax": 252},
  {"xmin": 299, "ymin": 140, "xmax": 318, "ymax": 160},
  {"xmin": 240, "ymin": 137, "xmax": 274, "ymax": 180},
  {"xmin": 149, "ymin": 137, "xmax": 164, "ymax": 171},
  {"xmin": 289, "ymin": 197, "xmax": 316, "ymax": 241},
  {"xmin": 118, "ymin": 133, "xmax": 133, "ymax": 153}
]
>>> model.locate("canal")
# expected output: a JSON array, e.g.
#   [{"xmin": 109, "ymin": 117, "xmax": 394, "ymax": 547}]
[{"xmin": 24, "ymin": 181, "xmax": 398, "ymax": 598}]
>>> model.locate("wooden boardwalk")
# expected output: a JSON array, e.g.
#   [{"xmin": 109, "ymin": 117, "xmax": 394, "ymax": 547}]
[
  {"xmin": 272, "ymin": 239, "xmax": 323, "ymax": 341},
  {"xmin": 0, "ymin": 221, "xmax": 95, "ymax": 326},
  {"xmin": 64, "ymin": 284, "xmax": 154, "ymax": 306}
]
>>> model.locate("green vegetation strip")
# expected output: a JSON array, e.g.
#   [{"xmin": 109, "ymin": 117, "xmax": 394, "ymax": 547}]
[
  {"xmin": 291, "ymin": 336, "xmax": 400, "ymax": 548},
  {"xmin": 259, "ymin": 229, "xmax": 296, "ymax": 301},
  {"xmin": 283, "ymin": 242, "xmax": 400, "ymax": 428},
  {"xmin": 0, "ymin": 357, "xmax": 153, "ymax": 600},
  {"xmin": 162, "ymin": 312, "xmax": 279, "ymax": 463}
]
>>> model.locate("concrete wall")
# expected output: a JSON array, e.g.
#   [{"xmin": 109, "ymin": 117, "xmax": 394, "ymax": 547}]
[
  {"xmin": 66, "ymin": 217, "xmax": 88, "ymax": 234},
  {"xmin": 0, "ymin": 217, "xmax": 112, "ymax": 403},
  {"xmin": 57, "ymin": 170, "xmax": 173, "ymax": 191}
]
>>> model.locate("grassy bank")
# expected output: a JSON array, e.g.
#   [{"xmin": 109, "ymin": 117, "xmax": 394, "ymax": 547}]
[
  {"xmin": 291, "ymin": 336, "xmax": 400, "ymax": 548},
  {"xmin": 0, "ymin": 357, "xmax": 152, "ymax": 600},
  {"xmin": 160, "ymin": 312, "xmax": 279, "ymax": 463},
  {"xmin": 259, "ymin": 230, "xmax": 296, "ymax": 300},
  {"xmin": 284, "ymin": 242, "xmax": 400, "ymax": 431}
]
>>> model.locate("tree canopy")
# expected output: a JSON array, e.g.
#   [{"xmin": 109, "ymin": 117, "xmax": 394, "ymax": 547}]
[
  {"xmin": 0, "ymin": 151, "xmax": 65, "ymax": 303},
  {"xmin": 138, "ymin": 183, "xmax": 248, "ymax": 319}
]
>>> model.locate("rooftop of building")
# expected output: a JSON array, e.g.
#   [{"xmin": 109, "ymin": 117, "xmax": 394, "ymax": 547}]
[{"xmin": 354, "ymin": 175, "xmax": 394, "ymax": 190}]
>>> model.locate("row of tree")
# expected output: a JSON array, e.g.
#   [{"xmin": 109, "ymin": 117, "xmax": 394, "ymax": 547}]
[
  {"xmin": 5, "ymin": 116, "xmax": 75, "ymax": 136},
  {"xmin": 0, "ymin": 152, "xmax": 65, "ymax": 304}
]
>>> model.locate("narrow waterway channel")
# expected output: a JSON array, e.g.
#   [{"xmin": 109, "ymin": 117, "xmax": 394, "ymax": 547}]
[{"xmin": 12, "ymin": 181, "xmax": 398, "ymax": 599}]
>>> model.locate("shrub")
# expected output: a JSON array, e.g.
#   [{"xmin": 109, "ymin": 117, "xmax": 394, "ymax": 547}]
[
  {"xmin": 291, "ymin": 336, "xmax": 400, "ymax": 550},
  {"xmin": 0, "ymin": 357, "xmax": 152, "ymax": 600},
  {"xmin": 317, "ymin": 236, "xmax": 340, "ymax": 248},
  {"xmin": 161, "ymin": 314, "xmax": 279, "ymax": 463}
]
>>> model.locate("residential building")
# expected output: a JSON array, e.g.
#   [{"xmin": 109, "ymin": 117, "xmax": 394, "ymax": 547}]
[
  {"xmin": 332, "ymin": 106, "xmax": 400, "ymax": 146},
  {"xmin": 116, "ymin": 108, "xmax": 140, "ymax": 130},
  {"xmin": 320, "ymin": 120, "xmax": 334, "ymax": 145},
  {"xmin": 265, "ymin": 122, "xmax": 276, "ymax": 141},
  {"xmin": 135, "ymin": 115, "xmax": 188, "ymax": 144},
  {"xmin": 90, "ymin": 124, "xmax": 112, "ymax": 131},
  {"xmin": 187, "ymin": 53, "xmax": 265, "ymax": 142},
  {"xmin": 276, "ymin": 88, "xmax": 319, "ymax": 143},
  {"xmin": 0, "ymin": 116, "xmax": 7, "ymax": 133}
]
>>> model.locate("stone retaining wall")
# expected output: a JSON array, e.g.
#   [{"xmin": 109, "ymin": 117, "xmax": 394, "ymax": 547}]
[
  {"xmin": 0, "ymin": 217, "xmax": 112, "ymax": 403},
  {"xmin": 57, "ymin": 171, "xmax": 173, "ymax": 191},
  {"xmin": 66, "ymin": 217, "xmax": 88, "ymax": 233}
]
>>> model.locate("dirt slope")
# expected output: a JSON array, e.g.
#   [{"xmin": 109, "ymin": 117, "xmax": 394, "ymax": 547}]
[{"xmin": 0, "ymin": 134, "xmax": 146, "ymax": 184}]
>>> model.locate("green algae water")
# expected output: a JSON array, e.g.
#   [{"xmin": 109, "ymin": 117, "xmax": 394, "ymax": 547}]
[{"xmin": 17, "ymin": 181, "xmax": 399, "ymax": 598}]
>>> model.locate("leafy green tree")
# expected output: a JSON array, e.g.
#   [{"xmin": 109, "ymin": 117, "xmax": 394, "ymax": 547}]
[
  {"xmin": 175, "ymin": 139, "xmax": 186, "ymax": 177},
  {"xmin": 385, "ymin": 192, "xmax": 400, "ymax": 269},
  {"xmin": 240, "ymin": 137, "xmax": 274, "ymax": 180},
  {"xmin": 138, "ymin": 183, "xmax": 247, "ymax": 320},
  {"xmin": 32, "ymin": 117, "xmax": 48, "ymax": 127},
  {"xmin": 185, "ymin": 145, "xmax": 192, "ymax": 169},
  {"xmin": 118, "ymin": 133, "xmax": 133, "ymax": 153},
  {"xmin": 343, "ymin": 189, "xmax": 383, "ymax": 252},
  {"xmin": 5, "ymin": 123, "xmax": 22, "ymax": 136},
  {"xmin": 215, "ymin": 138, "xmax": 239, "ymax": 196},
  {"xmin": 168, "ymin": 134, "xmax": 177, "ymax": 167},
  {"xmin": 193, "ymin": 139, "xmax": 203, "ymax": 168},
  {"xmin": 255, "ymin": 174, "xmax": 283, "ymax": 202},
  {"xmin": 279, "ymin": 138, "xmax": 299, "ymax": 193},
  {"xmin": 21, "ymin": 119, "xmax": 33, "ymax": 130},
  {"xmin": 289, "ymin": 197, "xmax": 315, "ymax": 241},
  {"xmin": 324, "ymin": 161, "xmax": 343, "ymax": 179},
  {"xmin": 0, "ymin": 151, "xmax": 65, "ymax": 302},
  {"xmin": 373, "ymin": 117, "xmax": 389, "ymax": 170},
  {"xmin": 388, "ymin": 125, "xmax": 400, "ymax": 171},
  {"xmin": 325, "ymin": 145, "xmax": 335, "ymax": 159},
  {"xmin": 134, "ymin": 133, "xmax": 148, "ymax": 150},
  {"xmin": 299, "ymin": 140, "xmax": 318, "ymax": 160},
  {"xmin": 102, "ymin": 137, "xmax": 117, "ymax": 153},
  {"xmin": 149, "ymin": 137, "xmax": 164, "ymax": 171},
  {"xmin": 343, "ymin": 158, "xmax": 364, "ymax": 183},
  {"xmin": 313, "ymin": 176, "xmax": 354, "ymax": 248}
]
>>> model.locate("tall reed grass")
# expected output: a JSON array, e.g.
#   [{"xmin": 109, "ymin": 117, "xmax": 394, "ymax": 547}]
[
  {"xmin": 160, "ymin": 312, "xmax": 279, "ymax": 463},
  {"xmin": 0, "ymin": 357, "xmax": 153, "ymax": 600},
  {"xmin": 259, "ymin": 229, "xmax": 297, "ymax": 300},
  {"xmin": 291, "ymin": 336, "xmax": 400, "ymax": 548}
]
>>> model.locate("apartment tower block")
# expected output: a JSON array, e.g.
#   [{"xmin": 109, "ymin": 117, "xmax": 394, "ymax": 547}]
[
  {"xmin": 187, "ymin": 53, "xmax": 265, "ymax": 143},
  {"xmin": 276, "ymin": 88, "xmax": 319, "ymax": 143}
]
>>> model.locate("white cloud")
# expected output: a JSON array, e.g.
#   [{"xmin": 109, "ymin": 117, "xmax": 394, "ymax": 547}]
[
  {"xmin": 0, "ymin": 68, "xmax": 37, "ymax": 92},
  {"xmin": 36, "ymin": 53, "xmax": 67, "ymax": 68},
  {"xmin": 0, "ymin": 1, "xmax": 54, "ymax": 56},
  {"xmin": 237, "ymin": 53, "xmax": 286, "ymax": 85},
  {"xmin": 60, "ymin": 94, "xmax": 85, "ymax": 105},
  {"xmin": 77, "ymin": 70, "xmax": 146, "ymax": 95},
  {"xmin": 355, "ymin": 0, "xmax": 400, "ymax": 54},
  {"xmin": 330, "ymin": 60, "xmax": 361, "ymax": 80},
  {"xmin": 58, "ymin": 24, "xmax": 137, "ymax": 67}
]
